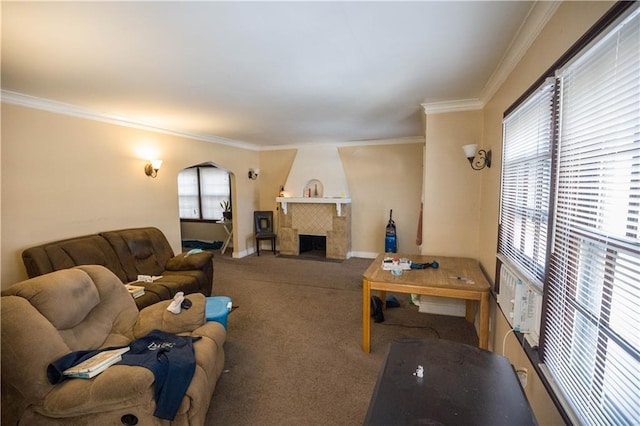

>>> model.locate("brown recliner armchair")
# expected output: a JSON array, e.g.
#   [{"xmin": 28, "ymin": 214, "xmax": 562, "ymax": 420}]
[{"xmin": 1, "ymin": 265, "xmax": 226, "ymax": 425}]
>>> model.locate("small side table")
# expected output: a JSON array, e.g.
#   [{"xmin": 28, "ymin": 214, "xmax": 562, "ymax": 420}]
[
  {"xmin": 220, "ymin": 221, "xmax": 233, "ymax": 255},
  {"xmin": 364, "ymin": 338, "xmax": 537, "ymax": 425}
]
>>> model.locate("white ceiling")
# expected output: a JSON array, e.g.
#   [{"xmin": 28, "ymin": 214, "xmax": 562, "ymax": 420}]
[{"xmin": 1, "ymin": 1, "xmax": 550, "ymax": 149}]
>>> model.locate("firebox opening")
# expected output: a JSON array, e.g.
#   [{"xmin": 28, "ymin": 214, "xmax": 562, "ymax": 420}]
[{"xmin": 299, "ymin": 234, "xmax": 326, "ymax": 257}]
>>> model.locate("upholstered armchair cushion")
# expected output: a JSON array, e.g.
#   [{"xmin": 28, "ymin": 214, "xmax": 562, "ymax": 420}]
[
  {"xmin": 100, "ymin": 227, "xmax": 176, "ymax": 282},
  {"xmin": 2, "ymin": 266, "xmax": 138, "ymax": 350},
  {"xmin": 166, "ymin": 251, "xmax": 212, "ymax": 271},
  {"xmin": 1, "ymin": 265, "xmax": 226, "ymax": 425},
  {"xmin": 9, "ymin": 269, "xmax": 100, "ymax": 330},
  {"xmin": 134, "ymin": 293, "xmax": 208, "ymax": 337}
]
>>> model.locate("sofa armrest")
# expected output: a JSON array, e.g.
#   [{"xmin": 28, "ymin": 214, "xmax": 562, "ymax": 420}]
[
  {"xmin": 133, "ymin": 293, "xmax": 206, "ymax": 337},
  {"xmin": 42, "ymin": 365, "xmax": 154, "ymax": 417},
  {"xmin": 1, "ymin": 296, "xmax": 69, "ymax": 401},
  {"xmin": 165, "ymin": 251, "xmax": 213, "ymax": 271}
]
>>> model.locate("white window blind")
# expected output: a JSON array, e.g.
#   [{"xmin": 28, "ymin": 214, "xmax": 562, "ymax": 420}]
[
  {"xmin": 542, "ymin": 7, "xmax": 639, "ymax": 425},
  {"xmin": 199, "ymin": 167, "xmax": 230, "ymax": 220},
  {"xmin": 499, "ymin": 79, "xmax": 555, "ymax": 284},
  {"xmin": 178, "ymin": 168, "xmax": 199, "ymax": 219},
  {"xmin": 178, "ymin": 166, "xmax": 231, "ymax": 220}
]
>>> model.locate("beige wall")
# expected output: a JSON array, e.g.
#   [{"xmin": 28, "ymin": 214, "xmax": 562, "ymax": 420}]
[
  {"xmin": 1, "ymin": 103, "xmax": 424, "ymax": 286},
  {"xmin": 423, "ymin": 109, "xmax": 484, "ymax": 258},
  {"xmin": 1, "ymin": 103, "xmax": 260, "ymax": 287},
  {"xmin": 339, "ymin": 143, "xmax": 424, "ymax": 256},
  {"xmin": 480, "ymin": 1, "xmax": 616, "ymax": 424},
  {"xmin": 257, "ymin": 149, "xmax": 297, "ymax": 212}
]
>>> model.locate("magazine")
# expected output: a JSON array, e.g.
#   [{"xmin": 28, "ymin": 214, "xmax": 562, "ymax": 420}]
[
  {"xmin": 63, "ymin": 347, "xmax": 130, "ymax": 379},
  {"xmin": 125, "ymin": 283, "xmax": 145, "ymax": 299}
]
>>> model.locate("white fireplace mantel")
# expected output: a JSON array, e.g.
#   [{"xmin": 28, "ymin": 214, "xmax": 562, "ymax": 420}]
[{"xmin": 276, "ymin": 197, "xmax": 352, "ymax": 216}]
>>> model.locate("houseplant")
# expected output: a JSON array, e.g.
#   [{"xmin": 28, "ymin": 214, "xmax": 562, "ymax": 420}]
[{"xmin": 220, "ymin": 200, "xmax": 232, "ymax": 220}]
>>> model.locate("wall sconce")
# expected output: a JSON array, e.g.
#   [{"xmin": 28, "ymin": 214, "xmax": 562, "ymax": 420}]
[
  {"xmin": 144, "ymin": 159, "xmax": 163, "ymax": 178},
  {"xmin": 462, "ymin": 144, "xmax": 491, "ymax": 170},
  {"xmin": 248, "ymin": 168, "xmax": 260, "ymax": 180}
]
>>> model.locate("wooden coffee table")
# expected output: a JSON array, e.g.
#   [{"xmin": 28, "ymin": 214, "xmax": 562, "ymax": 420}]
[{"xmin": 362, "ymin": 254, "xmax": 491, "ymax": 352}]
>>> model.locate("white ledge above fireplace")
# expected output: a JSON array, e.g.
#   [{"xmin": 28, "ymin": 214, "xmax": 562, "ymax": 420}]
[{"xmin": 276, "ymin": 197, "xmax": 352, "ymax": 216}]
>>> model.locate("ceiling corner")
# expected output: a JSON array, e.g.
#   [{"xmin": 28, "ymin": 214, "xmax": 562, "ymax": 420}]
[{"xmin": 479, "ymin": 1, "xmax": 562, "ymax": 104}]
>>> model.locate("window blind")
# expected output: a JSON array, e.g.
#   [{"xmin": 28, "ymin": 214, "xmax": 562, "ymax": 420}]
[
  {"xmin": 199, "ymin": 167, "xmax": 231, "ymax": 220},
  {"xmin": 178, "ymin": 166, "xmax": 231, "ymax": 220},
  {"xmin": 542, "ymin": 6, "xmax": 639, "ymax": 425},
  {"xmin": 178, "ymin": 168, "xmax": 200, "ymax": 219},
  {"xmin": 499, "ymin": 79, "xmax": 555, "ymax": 285}
]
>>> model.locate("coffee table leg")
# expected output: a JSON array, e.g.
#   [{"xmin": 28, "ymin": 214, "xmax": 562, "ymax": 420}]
[
  {"xmin": 362, "ymin": 278, "xmax": 371, "ymax": 353},
  {"xmin": 465, "ymin": 300, "xmax": 475, "ymax": 323}
]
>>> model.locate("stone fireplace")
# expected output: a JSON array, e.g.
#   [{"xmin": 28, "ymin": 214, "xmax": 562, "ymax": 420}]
[
  {"xmin": 275, "ymin": 146, "xmax": 352, "ymax": 260},
  {"xmin": 276, "ymin": 200, "xmax": 351, "ymax": 259}
]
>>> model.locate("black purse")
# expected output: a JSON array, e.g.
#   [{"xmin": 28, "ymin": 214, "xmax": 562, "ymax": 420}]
[{"xmin": 370, "ymin": 295, "xmax": 384, "ymax": 323}]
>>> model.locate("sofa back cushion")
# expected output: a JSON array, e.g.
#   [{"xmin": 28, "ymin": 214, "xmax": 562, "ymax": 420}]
[
  {"xmin": 1, "ymin": 266, "xmax": 138, "ymax": 351},
  {"xmin": 7, "ymin": 268, "xmax": 101, "ymax": 330},
  {"xmin": 22, "ymin": 234, "xmax": 128, "ymax": 282},
  {"xmin": 100, "ymin": 227, "xmax": 175, "ymax": 282}
]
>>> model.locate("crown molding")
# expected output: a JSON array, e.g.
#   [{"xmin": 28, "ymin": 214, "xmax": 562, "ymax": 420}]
[
  {"xmin": 1, "ymin": 90, "xmax": 260, "ymax": 151},
  {"xmin": 339, "ymin": 135, "xmax": 425, "ymax": 147},
  {"xmin": 421, "ymin": 98, "xmax": 484, "ymax": 115},
  {"xmin": 479, "ymin": 1, "xmax": 561, "ymax": 104},
  {"xmin": 260, "ymin": 135, "xmax": 425, "ymax": 151},
  {"xmin": 2, "ymin": 90, "xmax": 425, "ymax": 150}
]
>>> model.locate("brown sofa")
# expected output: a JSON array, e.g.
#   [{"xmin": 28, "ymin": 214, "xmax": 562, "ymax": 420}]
[
  {"xmin": 1, "ymin": 265, "xmax": 226, "ymax": 425},
  {"xmin": 21, "ymin": 227, "xmax": 214, "ymax": 309}
]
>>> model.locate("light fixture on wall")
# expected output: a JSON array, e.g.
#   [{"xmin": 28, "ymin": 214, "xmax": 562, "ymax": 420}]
[
  {"xmin": 462, "ymin": 144, "xmax": 491, "ymax": 170},
  {"xmin": 145, "ymin": 159, "xmax": 163, "ymax": 178},
  {"xmin": 248, "ymin": 168, "xmax": 260, "ymax": 180}
]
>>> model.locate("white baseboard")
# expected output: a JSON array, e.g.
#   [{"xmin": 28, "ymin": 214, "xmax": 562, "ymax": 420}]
[{"xmin": 350, "ymin": 251, "xmax": 379, "ymax": 259}]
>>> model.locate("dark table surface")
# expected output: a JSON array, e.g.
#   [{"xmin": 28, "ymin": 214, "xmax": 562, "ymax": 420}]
[{"xmin": 364, "ymin": 338, "xmax": 537, "ymax": 426}]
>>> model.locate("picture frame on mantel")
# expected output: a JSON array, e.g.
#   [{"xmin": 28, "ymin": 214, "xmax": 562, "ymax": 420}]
[{"xmin": 304, "ymin": 179, "xmax": 324, "ymax": 198}]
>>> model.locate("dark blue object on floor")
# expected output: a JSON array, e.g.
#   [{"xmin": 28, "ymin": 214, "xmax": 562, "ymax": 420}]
[
  {"xmin": 182, "ymin": 240, "xmax": 223, "ymax": 250},
  {"xmin": 385, "ymin": 295, "xmax": 400, "ymax": 308}
]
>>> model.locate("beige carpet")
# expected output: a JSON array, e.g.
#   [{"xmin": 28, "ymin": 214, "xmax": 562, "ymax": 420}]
[{"xmin": 204, "ymin": 252, "xmax": 478, "ymax": 425}]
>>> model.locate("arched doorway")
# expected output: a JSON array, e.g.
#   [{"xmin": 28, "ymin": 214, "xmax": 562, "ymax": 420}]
[{"xmin": 177, "ymin": 162, "xmax": 235, "ymax": 255}]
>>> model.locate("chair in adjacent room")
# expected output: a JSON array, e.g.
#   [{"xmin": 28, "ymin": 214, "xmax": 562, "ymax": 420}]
[{"xmin": 254, "ymin": 211, "xmax": 276, "ymax": 256}]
